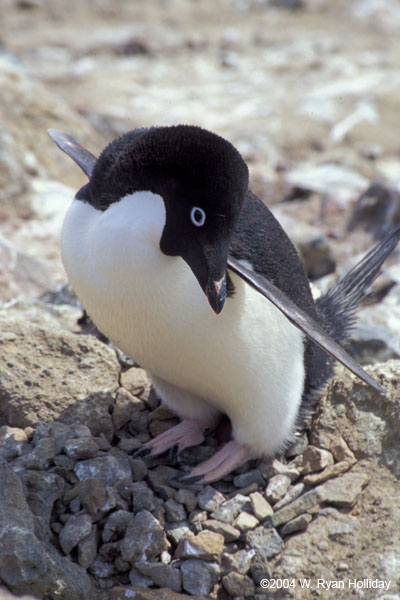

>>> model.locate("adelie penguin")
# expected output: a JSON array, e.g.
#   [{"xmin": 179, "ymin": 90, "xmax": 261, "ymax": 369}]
[{"xmin": 48, "ymin": 125, "xmax": 400, "ymax": 484}]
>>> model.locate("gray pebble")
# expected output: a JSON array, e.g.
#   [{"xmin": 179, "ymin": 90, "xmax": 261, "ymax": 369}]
[
  {"xmin": 120, "ymin": 509, "xmax": 168, "ymax": 563},
  {"xmin": 273, "ymin": 482, "xmax": 305, "ymax": 511},
  {"xmin": 181, "ymin": 559, "xmax": 221, "ymax": 595},
  {"xmin": 202, "ymin": 519, "xmax": 241, "ymax": 542},
  {"xmin": 280, "ymin": 513, "xmax": 312, "ymax": 536},
  {"xmin": 245, "ymin": 526, "xmax": 284, "ymax": 559},
  {"xmin": 78, "ymin": 524, "xmax": 99, "ymax": 569},
  {"xmin": 102, "ymin": 509, "xmax": 133, "ymax": 542},
  {"xmin": 63, "ymin": 437, "xmax": 99, "ymax": 460},
  {"xmin": 233, "ymin": 469, "xmax": 264, "ymax": 489},
  {"xmin": 175, "ymin": 488, "xmax": 198, "ymax": 512},
  {"xmin": 165, "ymin": 520, "xmax": 191, "ymax": 545},
  {"xmin": 221, "ymin": 549, "xmax": 255, "ymax": 575},
  {"xmin": 136, "ymin": 561, "xmax": 182, "ymax": 592},
  {"xmin": 222, "ymin": 571, "xmax": 256, "ymax": 597},
  {"xmin": 197, "ymin": 485, "xmax": 226, "ymax": 512},
  {"xmin": 164, "ymin": 497, "xmax": 186, "ymax": 522},
  {"xmin": 265, "ymin": 474, "xmax": 291, "ymax": 504},
  {"xmin": 129, "ymin": 457, "xmax": 147, "ymax": 481},
  {"xmin": 59, "ymin": 513, "xmax": 93, "ymax": 555},
  {"xmin": 21, "ymin": 437, "xmax": 57, "ymax": 470},
  {"xmin": 129, "ymin": 567, "xmax": 153, "ymax": 588},
  {"xmin": 131, "ymin": 481, "xmax": 156, "ymax": 512},
  {"xmin": 74, "ymin": 451, "xmax": 131, "ymax": 487},
  {"xmin": 271, "ymin": 489, "xmax": 320, "ymax": 527},
  {"xmin": 211, "ymin": 494, "xmax": 251, "ymax": 523},
  {"xmin": 89, "ymin": 555, "xmax": 115, "ymax": 578}
]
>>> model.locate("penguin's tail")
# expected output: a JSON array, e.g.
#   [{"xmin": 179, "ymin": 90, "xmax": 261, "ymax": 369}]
[{"xmin": 304, "ymin": 226, "xmax": 400, "ymax": 395}]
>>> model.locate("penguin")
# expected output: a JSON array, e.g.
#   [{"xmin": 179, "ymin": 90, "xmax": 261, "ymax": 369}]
[{"xmin": 48, "ymin": 125, "xmax": 400, "ymax": 484}]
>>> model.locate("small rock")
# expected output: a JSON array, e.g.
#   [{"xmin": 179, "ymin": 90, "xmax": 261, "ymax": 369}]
[
  {"xmin": 197, "ymin": 485, "xmax": 225, "ymax": 512},
  {"xmin": 129, "ymin": 458, "xmax": 148, "ymax": 481},
  {"xmin": 265, "ymin": 474, "xmax": 291, "ymax": 503},
  {"xmin": 102, "ymin": 510, "xmax": 133, "ymax": 542},
  {"xmin": 280, "ymin": 513, "xmax": 312, "ymax": 536},
  {"xmin": 210, "ymin": 494, "xmax": 250, "ymax": 523},
  {"xmin": 78, "ymin": 524, "xmax": 99, "ymax": 568},
  {"xmin": 299, "ymin": 446, "xmax": 334, "ymax": 474},
  {"xmin": 175, "ymin": 488, "xmax": 198, "ymax": 513},
  {"xmin": 273, "ymin": 482, "xmax": 305, "ymax": 511},
  {"xmin": 221, "ymin": 549, "xmax": 255, "ymax": 575},
  {"xmin": 285, "ymin": 433, "xmax": 308, "ymax": 458},
  {"xmin": 90, "ymin": 555, "xmax": 115, "ymax": 578},
  {"xmin": 245, "ymin": 526, "xmax": 284, "ymax": 559},
  {"xmin": 0, "ymin": 425, "xmax": 28, "ymax": 443},
  {"xmin": 63, "ymin": 437, "xmax": 99, "ymax": 460},
  {"xmin": 271, "ymin": 489, "xmax": 320, "ymax": 527},
  {"xmin": 316, "ymin": 470, "xmax": 370, "ymax": 507},
  {"xmin": 165, "ymin": 520, "xmax": 191, "ymax": 545},
  {"xmin": 329, "ymin": 436, "xmax": 356, "ymax": 463},
  {"xmin": 222, "ymin": 571, "xmax": 256, "ymax": 597},
  {"xmin": 120, "ymin": 367, "xmax": 152, "ymax": 400},
  {"xmin": 129, "ymin": 567, "xmax": 153, "ymax": 588},
  {"xmin": 250, "ymin": 551, "xmax": 272, "ymax": 584},
  {"xmin": 120, "ymin": 509, "xmax": 169, "ymax": 563},
  {"xmin": 112, "ymin": 386, "xmax": 145, "ymax": 430},
  {"xmin": 181, "ymin": 559, "xmax": 220, "ymax": 595},
  {"xmin": 202, "ymin": 519, "xmax": 241, "ymax": 542},
  {"xmin": 74, "ymin": 451, "xmax": 132, "ymax": 487},
  {"xmin": 188, "ymin": 509, "xmax": 208, "ymax": 525},
  {"xmin": 64, "ymin": 478, "xmax": 106, "ymax": 516},
  {"xmin": 59, "ymin": 513, "xmax": 93, "ymax": 555},
  {"xmin": 165, "ymin": 498, "xmax": 186, "ymax": 522},
  {"xmin": 303, "ymin": 459, "xmax": 355, "ymax": 485},
  {"xmin": 175, "ymin": 530, "xmax": 224, "ymax": 562},
  {"xmin": 136, "ymin": 562, "xmax": 182, "ymax": 593},
  {"xmin": 233, "ymin": 469, "xmax": 264, "ymax": 488},
  {"xmin": 147, "ymin": 466, "xmax": 176, "ymax": 500},
  {"xmin": 233, "ymin": 512, "xmax": 259, "ymax": 532},
  {"xmin": 131, "ymin": 481, "xmax": 156, "ymax": 512},
  {"xmin": 20, "ymin": 437, "xmax": 57, "ymax": 470},
  {"xmin": 249, "ymin": 492, "xmax": 273, "ymax": 520}
]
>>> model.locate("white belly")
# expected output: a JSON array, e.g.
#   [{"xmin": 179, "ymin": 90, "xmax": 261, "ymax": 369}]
[{"xmin": 61, "ymin": 192, "xmax": 306, "ymax": 455}]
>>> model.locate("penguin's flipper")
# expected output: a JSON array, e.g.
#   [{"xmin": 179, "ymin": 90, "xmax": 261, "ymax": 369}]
[
  {"xmin": 134, "ymin": 419, "xmax": 209, "ymax": 457},
  {"xmin": 173, "ymin": 440, "xmax": 253, "ymax": 485},
  {"xmin": 47, "ymin": 129, "xmax": 96, "ymax": 178},
  {"xmin": 228, "ymin": 256, "xmax": 385, "ymax": 394}
]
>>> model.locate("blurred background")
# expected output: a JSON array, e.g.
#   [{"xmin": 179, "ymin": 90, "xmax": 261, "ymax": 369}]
[{"xmin": 0, "ymin": 0, "xmax": 400, "ymax": 359}]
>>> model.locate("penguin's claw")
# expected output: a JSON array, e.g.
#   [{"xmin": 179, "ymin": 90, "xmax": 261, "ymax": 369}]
[
  {"xmin": 135, "ymin": 419, "xmax": 209, "ymax": 458},
  {"xmin": 174, "ymin": 440, "xmax": 253, "ymax": 484}
]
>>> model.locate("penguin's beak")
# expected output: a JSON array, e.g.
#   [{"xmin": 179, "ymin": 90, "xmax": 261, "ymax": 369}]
[{"xmin": 206, "ymin": 273, "xmax": 227, "ymax": 315}]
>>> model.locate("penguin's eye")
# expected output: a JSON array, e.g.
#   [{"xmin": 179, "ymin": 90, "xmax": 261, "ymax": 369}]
[{"xmin": 190, "ymin": 206, "xmax": 206, "ymax": 227}]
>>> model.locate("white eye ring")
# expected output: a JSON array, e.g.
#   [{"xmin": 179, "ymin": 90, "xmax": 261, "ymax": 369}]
[{"xmin": 190, "ymin": 206, "xmax": 206, "ymax": 227}]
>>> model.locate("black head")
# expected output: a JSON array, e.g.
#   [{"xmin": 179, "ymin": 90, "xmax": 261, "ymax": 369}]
[{"xmin": 82, "ymin": 125, "xmax": 249, "ymax": 313}]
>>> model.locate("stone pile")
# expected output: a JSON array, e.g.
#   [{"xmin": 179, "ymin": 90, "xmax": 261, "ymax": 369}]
[{"xmin": 0, "ymin": 299, "xmax": 399, "ymax": 599}]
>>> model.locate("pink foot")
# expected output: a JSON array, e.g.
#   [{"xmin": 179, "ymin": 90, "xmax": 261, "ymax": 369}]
[
  {"xmin": 137, "ymin": 418, "xmax": 210, "ymax": 457},
  {"xmin": 176, "ymin": 440, "xmax": 253, "ymax": 484}
]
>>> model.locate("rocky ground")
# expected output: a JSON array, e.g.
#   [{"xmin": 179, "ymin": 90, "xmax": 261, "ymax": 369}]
[{"xmin": 1, "ymin": 0, "xmax": 400, "ymax": 599}]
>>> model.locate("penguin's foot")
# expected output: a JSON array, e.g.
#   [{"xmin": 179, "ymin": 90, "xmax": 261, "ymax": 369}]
[
  {"xmin": 173, "ymin": 440, "xmax": 253, "ymax": 484},
  {"xmin": 132, "ymin": 419, "xmax": 209, "ymax": 458}
]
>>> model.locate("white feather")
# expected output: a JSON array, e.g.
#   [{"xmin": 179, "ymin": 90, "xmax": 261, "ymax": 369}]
[{"xmin": 62, "ymin": 191, "xmax": 305, "ymax": 456}]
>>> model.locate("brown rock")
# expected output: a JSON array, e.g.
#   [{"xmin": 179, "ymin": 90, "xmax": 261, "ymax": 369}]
[
  {"xmin": 0, "ymin": 312, "xmax": 119, "ymax": 437},
  {"xmin": 120, "ymin": 367, "xmax": 152, "ymax": 400},
  {"xmin": 299, "ymin": 445, "xmax": 334, "ymax": 475},
  {"xmin": 316, "ymin": 469, "xmax": 370, "ymax": 508},
  {"xmin": 175, "ymin": 530, "xmax": 224, "ymax": 562},
  {"xmin": 303, "ymin": 459, "xmax": 355, "ymax": 486}
]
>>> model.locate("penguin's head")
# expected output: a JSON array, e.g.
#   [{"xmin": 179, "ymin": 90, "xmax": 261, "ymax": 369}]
[{"xmin": 80, "ymin": 125, "xmax": 249, "ymax": 314}]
